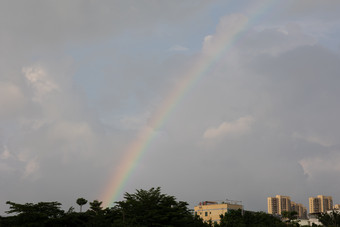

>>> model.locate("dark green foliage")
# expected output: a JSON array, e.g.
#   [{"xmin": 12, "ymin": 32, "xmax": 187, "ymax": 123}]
[
  {"xmin": 3, "ymin": 201, "xmax": 64, "ymax": 226},
  {"xmin": 114, "ymin": 187, "xmax": 208, "ymax": 227},
  {"xmin": 0, "ymin": 188, "xmax": 208, "ymax": 227},
  {"xmin": 217, "ymin": 209, "xmax": 287, "ymax": 227},
  {"xmin": 282, "ymin": 210, "xmax": 298, "ymax": 222},
  {"xmin": 318, "ymin": 211, "xmax": 340, "ymax": 227},
  {"xmin": 59, "ymin": 212, "xmax": 91, "ymax": 227},
  {"xmin": 88, "ymin": 200, "xmax": 104, "ymax": 215},
  {"xmin": 76, "ymin": 198, "xmax": 87, "ymax": 212}
]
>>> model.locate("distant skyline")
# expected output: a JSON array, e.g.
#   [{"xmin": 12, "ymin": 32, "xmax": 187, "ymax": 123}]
[{"xmin": 1, "ymin": 0, "xmax": 340, "ymax": 214}]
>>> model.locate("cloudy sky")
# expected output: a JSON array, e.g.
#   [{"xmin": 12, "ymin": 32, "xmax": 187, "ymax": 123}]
[{"xmin": 1, "ymin": 0, "xmax": 340, "ymax": 213}]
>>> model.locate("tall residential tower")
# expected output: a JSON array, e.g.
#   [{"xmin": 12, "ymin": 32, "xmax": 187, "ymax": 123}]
[
  {"xmin": 268, "ymin": 195, "xmax": 307, "ymax": 219},
  {"xmin": 267, "ymin": 195, "xmax": 291, "ymax": 215},
  {"xmin": 309, "ymin": 195, "xmax": 333, "ymax": 213}
]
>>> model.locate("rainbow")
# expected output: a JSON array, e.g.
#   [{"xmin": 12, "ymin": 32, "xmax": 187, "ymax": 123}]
[{"xmin": 101, "ymin": 1, "xmax": 276, "ymax": 207}]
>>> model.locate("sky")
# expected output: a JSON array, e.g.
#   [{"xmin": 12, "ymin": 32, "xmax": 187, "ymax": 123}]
[{"xmin": 1, "ymin": 0, "xmax": 340, "ymax": 214}]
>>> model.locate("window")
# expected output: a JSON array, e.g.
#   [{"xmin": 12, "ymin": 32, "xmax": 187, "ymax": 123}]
[{"xmin": 205, "ymin": 212, "xmax": 208, "ymax": 216}]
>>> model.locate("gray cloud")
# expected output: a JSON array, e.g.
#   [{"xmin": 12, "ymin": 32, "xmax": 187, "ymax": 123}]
[
  {"xmin": 1, "ymin": 0, "xmax": 340, "ymax": 214},
  {"xmin": 129, "ymin": 17, "xmax": 340, "ymax": 210}
]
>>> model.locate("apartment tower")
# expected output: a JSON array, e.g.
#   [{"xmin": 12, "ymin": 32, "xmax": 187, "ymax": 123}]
[
  {"xmin": 291, "ymin": 201, "xmax": 308, "ymax": 219},
  {"xmin": 267, "ymin": 195, "xmax": 291, "ymax": 215},
  {"xmin": 268, "ymin": 195, "xmax": 307, "ymax": 219},
  {"xmin": 267, "ymin": 197, "xmax": 278, "ymax": 214},
  {"xmin": 309, "ymin": 195, "xmax": 333, "ymax": 213}
]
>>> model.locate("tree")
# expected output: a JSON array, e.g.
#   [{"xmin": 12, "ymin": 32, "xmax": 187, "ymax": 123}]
[
  {"xmin": 88, "ymin": 200, "xmax": 103, "ymax": 215},
  {"xmin": 4, "ymin": 201, "xmax": 64, "ymax": 226},
  {"xmin": 76, "ymin": 197, "xmax": 88, "ymax": 212},
  {"xmin": 114, "ymin": 187, "xmax": 207, "ymax": 227},
  {"xmin": 218, "ymin": 209, "xmax": 287, "ymax": 227},
  {"xmin": 318, "ymin": 211, "xmax": 340, "ymax": 227},
  {"xmin": 282, "ymin": 210, "xmax": 298, "ymax": 223},
  {"xmin": 87, "ymin": 200, "xmax": 113, "ymax": 227},
  {"xmin": 219, "ymin": 209, "xmax": 245, "ymax": 227}
]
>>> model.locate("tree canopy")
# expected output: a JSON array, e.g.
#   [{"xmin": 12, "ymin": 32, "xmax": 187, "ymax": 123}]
[
  {"xmin": 76, "ymin": 198, "xmax": 88, "ymax": 212},
  {"xmin": 0, "ymin": 187, "xmax": 208, "ymax": 227},
  {"xmin": 114, "ymin": 187, "xmax": 208, "ymax": 227},
  {"xmin": 318, "ymin": 211, "xmax": 340, "ymax": 227},
  {"xmin": 3, "ymin": 201, "xmax": 64, "ymax": 226},
  {"xmin": 217, "ymin": 209, "xmax": 287, "ymax": 227},
  {"xmin": 281, "ymin": 210, "xmax": 298, "ymax": 222}
]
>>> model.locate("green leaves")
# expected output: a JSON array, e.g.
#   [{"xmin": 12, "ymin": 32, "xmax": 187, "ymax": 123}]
[
  {"xmin": 89, "ymin": 200, "xmax": 103, "ymax": 215},
  {"xmin": 318, "ymin": 211, "xmax": 340, "ymax": 227},
  {"xmin": 1, "ymin": 188, "xmax": 208, "ymax": 226},
  {"xmin": 76, "ymin": 198, "xmax": 88, "ymax": 212},
  {"xmin": 281, "ymin": 211, "xmax": 298, "ymax": 221},
  {"xmin": 114, "ymin": 187, "xmax": 205, "ymax": 227},
  {"xmin": 218, "ymin": 209, "xmax": 287, "ymax": 227},
  {"xmin": 6, "ymin": 201, "xmax": 64, "ymax": 218},
  {"xmin": 4, "ymin": 201, "xmax": 64, "ymax": 226}
]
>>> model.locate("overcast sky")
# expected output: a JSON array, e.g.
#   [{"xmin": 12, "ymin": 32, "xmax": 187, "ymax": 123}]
[{"xmin": 1, "ymin": 0, "xmax": 340, "ymax": 214}]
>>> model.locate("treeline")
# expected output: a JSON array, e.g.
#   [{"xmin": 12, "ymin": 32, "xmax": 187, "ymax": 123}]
[{"xmin": 0, "ymin": 187, "xmax": 303, "ymax": 227}]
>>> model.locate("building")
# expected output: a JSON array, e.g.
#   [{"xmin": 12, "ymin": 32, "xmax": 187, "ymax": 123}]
[
  {"xmin": 277, "ymin": 195, "xmax": 292, "ymax": 214},
  {"xmin": 309, "ymin": 195, "xmax": 333, "ymax": 213},
  {"xmin": 194, "ymin": 200, "xmax": 243, "ymax": 224},
  {"xmin": 302, "ymin": 206, "xmax": 308, "ymax": 219},
  {"xmin": 267, "ymin": 197, "xmax": 278, "ymax": 214},
  {"xmin": 309, "ymin": 197, "xmax": 321, "ymax": 213},
  {"xmin": 267, "ymin": 195, "xmax": 291, "ymax": 215},
  {"xmin": 319, "ymin": 195, "xmax": 333, "ymax": 212},
  {"xmin": 298, "ymin": 218, "xmax": 323, "ymax": 226},
  {"xmin": 334, "ymin": 204, "xmax": 340, "ymax": 210},
  {"xmin": 268, "ymin": 195, "xmax": 307, "ymax": 219},
  {"xmin": 291, "ymin": 201, "xmax": 308, "ymax": 219}
]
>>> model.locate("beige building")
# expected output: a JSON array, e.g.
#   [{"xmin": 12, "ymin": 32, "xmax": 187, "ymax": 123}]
[
  {"xmin": 334, "ymin": 204, "xmax": 340, "ymax": 210},
  {"xmin": 291, "ymin": 201, "xmax": 308, "ymax": 219},
  {"xmin": 194, "ymin": 200, "xmax": 243, "ymax": 224},
  {"xmin": 309, "ymin": 195, "xmax": 333, "ymax": 213},
  {"xmin": 267, "ymin": 195, "xmax": 291, "ymax": 215},
  {"xmin": 309, "ymin": 197, "xmax": 320, "ymax": 213},
  {"xmin": 268, "ymin": 195, "xmax": 307, "ymax": 219},
  {"xmin": 267, "ymin": 197, "xmax": 278, "ymax": 214}
]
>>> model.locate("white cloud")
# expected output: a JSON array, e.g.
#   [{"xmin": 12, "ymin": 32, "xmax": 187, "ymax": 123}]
[
  {"xmin": 23, "ymin": 158, "xmax": 40, "ymax": 179},
  {"xmin": 23, "ymin": 66, "xmax": 60, "ymax": 103},
  {"xmin": 299, "ymin": 151, "xmax": 340, "ymax": 178},
  {"xmin": 292, "ymin": 132, "xmax": 334, "ymax": 147},
  {"xmin": 0, "ymin": 146, "xmax": 11, "ymax": 160},
  {"xmin": 0, "ymin": 82, "xmax": 26, "ymax": 117},
  {"xmin": 202, "ymin": 14, "xmax": 248, "ymax": 56},
  {"xmin": 240, "ymin": 23, "xmax": 316, "ymax": 57},
  {"xmin": 203, "ymin": 116, "xmax": 254, "ymax": 139},
  {"xmin": 168, "ymin": 45, "xmax": 189, "ymax": 52},
  {"xmin": 119, "ymin": 112, "xmax": 151, "ymax": 130},
  {"xmin": 0, "ymin": 147, "xmax": 40, "ymax": 178},
  {"xmin": 48, "ymin": 121, "xmax": 94, "ymax": 144}
]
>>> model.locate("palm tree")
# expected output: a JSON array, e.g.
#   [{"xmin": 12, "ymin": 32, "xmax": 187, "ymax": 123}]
[{"xmin": 76, "ymin": 198, "xmax": 88, "ymax": 212}]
